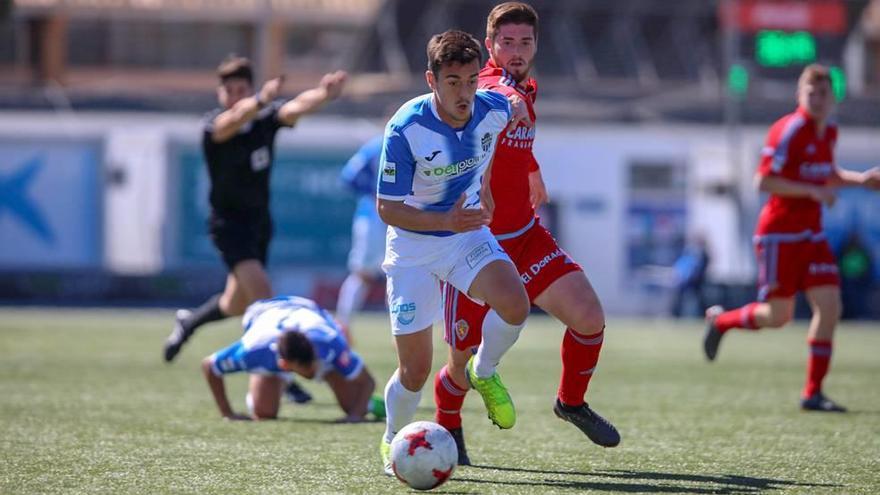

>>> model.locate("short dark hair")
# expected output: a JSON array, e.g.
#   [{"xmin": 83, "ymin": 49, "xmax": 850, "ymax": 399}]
[
  {"xmin": 277, "ymin": 331, "xmax": 315, "ymax": 366},
  {"xmin": 217, "ymin": 54, "xmax": 253, "ymax": 85},
  {"xmin": 426, "ymin": 29, "xmax": 482, "ymax": 75},
  {"xmin": 799, "ymin": 63, "xmax": 831, "ymax": 88},
  {"xmin": 486, "ymin": 2, "xmax": 539, "ymax": 41}
]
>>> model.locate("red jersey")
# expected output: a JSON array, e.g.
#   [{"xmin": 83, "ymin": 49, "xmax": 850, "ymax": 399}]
[
  {"xmin": 478, "ymin": 59, "xmax": 540, "ymax": 235},
  {"xmin": 755, "ymin": 106, "xmax": 838, "ymax": 235}
]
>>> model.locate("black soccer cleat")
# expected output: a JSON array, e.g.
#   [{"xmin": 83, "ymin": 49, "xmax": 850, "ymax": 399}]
[
  {"xmin": 801, "ymin": 392, "xmax": 847, "ymax": 413},
  {"xmin": 448, "ymin": 427, "xmax": 471, "ymax": 466},
  {"xmin": 553, "ymin": 399, "xmax": 620, "ymax": 448},
  {"xmin": 284, "ymin": 379, "xmax": 313, "ymax": 404},
  {"xmin": 163, "ymin": 309, "xmax": 193, "ymax": 363},
  {"xmin": 702, "ymin": 305, "xmax": 725, "ymax": 362}
]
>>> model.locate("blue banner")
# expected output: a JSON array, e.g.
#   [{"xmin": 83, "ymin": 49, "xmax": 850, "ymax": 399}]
[{"xmin": 0, "ymin": 139, "xmax": 103, "ymax": 268}]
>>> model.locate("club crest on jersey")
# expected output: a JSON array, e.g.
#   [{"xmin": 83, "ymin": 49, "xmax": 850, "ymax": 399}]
[
  {"xmin": 454, "ymin": 319, "xmax": 469, "ymax": 340},
  {"xmin": 481, "ymin": 132, "xmax": 492, "ymax": 152}
]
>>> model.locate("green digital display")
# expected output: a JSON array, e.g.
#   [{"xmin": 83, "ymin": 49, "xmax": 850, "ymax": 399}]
[
  {"xmin": 755, "ymin": 30, "xmax": 816, "ymax": 67},
  {"xmin": 727, "ymin": 63, "xmax": 749, "ymax": 97},
  {"xmin": 830, "ymin": 65, "xmax": 846, "ymax": 101}
]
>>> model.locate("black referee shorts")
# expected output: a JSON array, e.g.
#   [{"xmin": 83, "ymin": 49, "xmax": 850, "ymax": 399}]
[{"xmin": 208, "ymin": 211, "xmax": 273, "ymax": 271}]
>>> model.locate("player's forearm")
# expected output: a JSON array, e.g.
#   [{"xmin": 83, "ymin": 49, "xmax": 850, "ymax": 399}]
[
  {"xmin": 377, "ymin": 200, "xmax": 451, "ymax": 232},
  {"xmin": 211, "ymin": 97, "xmax": 261, "ymax": 143},
  {"xmin": 201, "ymin": 359, "xmax": 235, "ymax": 418},
  {"xmin": 828, "ymin": 168, "xmax": 868, "ymax": 187},
  {"xmin": 755, "ymin": 174, "xmax": 825, "ymax": 198},
  {"xmin": 278, "ymin": 87, "xmax": 330, "ymax": 124},
  {"xmin": 349, "ymin": 371, "xmax": 375, "ymax": 418}
]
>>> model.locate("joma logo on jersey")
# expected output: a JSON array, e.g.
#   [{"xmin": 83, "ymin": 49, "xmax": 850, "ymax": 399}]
[
  {"xmin": 391, "ymin": 302, "xmax": 416, "ymax": 325},
  {"xmin": 422, "ymin": 152, "xmax": 487, "ymax": 177}
]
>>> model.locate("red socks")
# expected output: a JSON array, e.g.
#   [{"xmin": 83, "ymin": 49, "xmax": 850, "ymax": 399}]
[
  {"xmin": 715, "ymin": 303, "xmax": 760, "ymax": 333},
  {"xmin": 803, "ymin": 339, "xmax": 832, "ymax": 398},
  {"xmin": 558, "ymin": 327, "xmax": 604, "ymax": 407},
  {"xmin": 433, "ymin": 365, "xmax": 467, "ymax": 430}
]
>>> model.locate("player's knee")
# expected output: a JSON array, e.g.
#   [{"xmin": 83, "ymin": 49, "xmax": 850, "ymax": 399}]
[
  {"xmin": 571, "ymin": 313, "xmax": 605, "ymax": 337},
  {"xmin": 399, "ymin": 363, "xmax": 431, "ymax": 391},
  {"xmin": 767, "ymin": 312, "xmax": 793, "ymax": 328},
  {"xmin": 569, "ymin": 301, "xmax": 605, "ymax": 336},
  {"xmin": 817, "ymin": 297, "xmax": 842, "ymax": 322},
  {"xmin": 495, "ymin": 289, "xmax": 530, "ymax": 325}
]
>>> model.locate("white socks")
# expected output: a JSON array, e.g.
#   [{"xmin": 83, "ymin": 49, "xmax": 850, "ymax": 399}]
[
  {"xmin": 336, "ymin": 274, "xmax": 369, "ymax": 327},
  {"xmin": 383, "ymin": 369, "xmax": 422, "ymax": 443},
  {"xmin": 473, "ymin": 309, "xmax": 525, "ymax": 378}
]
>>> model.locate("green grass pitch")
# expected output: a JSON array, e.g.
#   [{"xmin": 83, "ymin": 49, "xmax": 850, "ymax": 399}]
[{"xmin": 2, "ymin": 308, "xmax": 879, "ymax": 494}]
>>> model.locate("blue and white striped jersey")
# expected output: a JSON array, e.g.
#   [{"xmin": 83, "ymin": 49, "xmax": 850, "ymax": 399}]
[
  {"xmin": 377, "ymin": 90, "xmax": 511, "ymax": 236},
  {"xmin": 209, "ymin": 296, "xmax": 363, "ymax": 380}
]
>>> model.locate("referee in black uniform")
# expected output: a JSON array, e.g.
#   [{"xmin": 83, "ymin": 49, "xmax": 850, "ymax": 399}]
[{"xmin": 163, "ymin": 55, "xmax": 346, "ymax": 386}]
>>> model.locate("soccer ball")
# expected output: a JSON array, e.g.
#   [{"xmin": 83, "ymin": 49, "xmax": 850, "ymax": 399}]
[{"xmin": 390, "ymin": 421, "xmax": 457, "ymax": 490}]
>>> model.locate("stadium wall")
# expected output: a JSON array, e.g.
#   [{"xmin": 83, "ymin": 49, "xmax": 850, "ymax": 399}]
[{"xmin": 0, "ymin": 112, "xmax": 877, "ymax": 316}]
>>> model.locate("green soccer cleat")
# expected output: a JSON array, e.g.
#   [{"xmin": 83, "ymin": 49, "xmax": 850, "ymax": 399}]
[
  {"xmin": 465, "ymin": 357, "xmax": 516, "ymax": 429},
  {"xmin": 380, "ymin": 437, "xmax": 393, "ymax": 476}
]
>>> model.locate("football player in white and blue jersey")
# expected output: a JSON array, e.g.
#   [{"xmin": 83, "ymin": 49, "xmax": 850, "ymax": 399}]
[
  {"xmin": 336, "ymin": 135, "xmax": 386, "ymax": 338},
  {"xmin": 376, "ymin": 30, "xmax": 533, "ymax": 475},
  {"xmin": 201, "ymin": 296, "xmax": 380, "ymax": 422}
]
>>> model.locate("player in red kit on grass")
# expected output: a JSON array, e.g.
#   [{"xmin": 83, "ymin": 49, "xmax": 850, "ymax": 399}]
[
  {"xmin": 703, "ymin": 64, "xmax": 880, "ymax": 412},
  {"xmin": 433, "ymin": 2, "xmax": 619, "ymax": 465}
]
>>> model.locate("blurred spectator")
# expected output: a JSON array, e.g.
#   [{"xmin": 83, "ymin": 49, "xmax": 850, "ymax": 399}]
[{"xmin": 669, "ymin": 234, "xmax": 711, "ymax": 318}]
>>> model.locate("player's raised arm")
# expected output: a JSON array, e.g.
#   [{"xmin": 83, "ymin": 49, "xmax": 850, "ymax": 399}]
[
  {"xmin": 211, "ymin": 76, "xmax": 283, "ymax": 143},
  {"xmin": 276, "ymin": 70, "xmax": 347, "ymax": 127}
]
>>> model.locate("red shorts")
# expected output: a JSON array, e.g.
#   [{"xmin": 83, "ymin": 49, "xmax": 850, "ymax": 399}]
[
  {"xmin": 754, "ymin": 232, "xmax": 840, "ymax": 301},
  {"xmin": 443, "ymin": 219, "xmax": 582, "ymax": 351}
]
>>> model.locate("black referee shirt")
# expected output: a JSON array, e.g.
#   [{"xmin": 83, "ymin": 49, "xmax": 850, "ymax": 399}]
[{"xmin": 201, "ymin": 100, "xmax": 292, "ymax": 214}]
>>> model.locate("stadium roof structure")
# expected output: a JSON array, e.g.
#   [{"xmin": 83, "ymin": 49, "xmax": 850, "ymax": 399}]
[
  {"xmin": 1, "ymin": 0, "xmax": 879, "ymax": 125},
  {"xmin": 13, "ymin": 0, "xmax": 382, "ymax": 23}
]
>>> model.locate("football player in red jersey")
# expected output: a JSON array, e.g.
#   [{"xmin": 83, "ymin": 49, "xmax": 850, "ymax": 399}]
[
  {"xmin": 703, "ymin": 64, "xmax": 880, "ymax": 412},
  {"xmin": 432, "ymin": 2, "xmax": 619, "ymax": 465}
]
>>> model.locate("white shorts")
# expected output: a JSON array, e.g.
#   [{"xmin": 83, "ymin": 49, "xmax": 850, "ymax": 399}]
[
  {"xmin": 348, "ymin": 209, "xmax": 387, "ymax": 275},
  {"xmin": 382, "ymin": 226, "xmax": 512, "ymax": 335}
]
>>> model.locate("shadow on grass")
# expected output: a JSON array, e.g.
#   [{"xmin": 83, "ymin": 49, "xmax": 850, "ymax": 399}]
[
  {"xmin": 273, "ymin": 416, "xmax": 383, "ymax": 425},
  {"xmin": 457, "ymin": 465, "xmax": 842, "ymax": 494}
]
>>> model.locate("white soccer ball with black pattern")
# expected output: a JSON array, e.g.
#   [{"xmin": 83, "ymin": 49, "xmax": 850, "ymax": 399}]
[{"xmin": 390, "ymin": 421, "xmax": 457, "ymax": 490}]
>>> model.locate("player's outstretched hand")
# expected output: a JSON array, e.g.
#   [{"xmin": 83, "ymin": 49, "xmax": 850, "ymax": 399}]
[
  {"xmin": 320, "ymin": 70, "xmax": 348, "ymax": 101},
  {"xmin": 862, "ymin": 166, "xmax": 880, "ymax": 190},
  {"xmin": 507, "ymin": 94, "xmax": 533, "ymax": 128},
  {"xmin": 810, "ymin": 186, "xmax": 836, "ymax": 207},
  {"xmin": 446, "ymin": 194, "xmax": 491, "ymax": 233},
  {"xmin": 528, "ymin": 170, "xmax": 549, "ymax": 208},
  {"xmin": 259, "ymin": 76, "xmax": 285, "ymax": 104}
]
